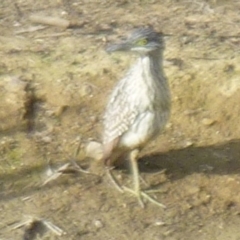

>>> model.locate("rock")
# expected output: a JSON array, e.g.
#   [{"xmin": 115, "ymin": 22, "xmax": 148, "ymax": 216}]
[
  {"xmin": 86, "ymin": 141, "xmax": 104, "ymax": 175},
  {"xmin": 0, "ymin": 75, "xmax": 28, "ymax": 132},
  {"xmin": 85, "ymin": 141, "xmax": 103, "ymax": 160}
]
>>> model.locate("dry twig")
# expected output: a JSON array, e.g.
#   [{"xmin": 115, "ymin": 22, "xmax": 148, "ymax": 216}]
[{"xmin": 12, "ymin": 216, "xmax": 65, "ymax": 240}]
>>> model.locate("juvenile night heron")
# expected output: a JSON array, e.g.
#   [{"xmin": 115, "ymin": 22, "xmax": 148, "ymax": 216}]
[{"xmin": 102, "ymin": 27, "xmax": 171, "ymax": 207}]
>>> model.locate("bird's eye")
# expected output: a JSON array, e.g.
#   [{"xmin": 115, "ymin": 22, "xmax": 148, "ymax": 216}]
[{"xmin": 136, "ymin": 38, "xmax": 148, "ymax": 46}]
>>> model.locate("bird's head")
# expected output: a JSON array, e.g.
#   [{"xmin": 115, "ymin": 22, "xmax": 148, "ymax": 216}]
[{"xmin": 106, "ymin": 27, "xmax": 164, "ymax": 55}]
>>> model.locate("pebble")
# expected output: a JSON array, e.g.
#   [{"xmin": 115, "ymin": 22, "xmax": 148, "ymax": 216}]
[
  {"xmin": 202, "ymin": 118, "xmax": 215, "ymax": 126},
  {"xmin": 94, "ymin": 220, "xmax": 104, "ymax": 229},
  {"xmin": 154, "ymin": 221, "xmax": 166, "ymax": 226},
  {"xmin": 181, "ymin": 140, "xmax": 193, "ymax": 148}
]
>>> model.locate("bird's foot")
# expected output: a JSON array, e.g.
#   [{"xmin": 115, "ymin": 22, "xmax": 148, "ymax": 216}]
[
  {"xmin": 106, "ymin": 168, "xmax": 166, "ymax": 208},
  {"xmin": 122, "ymin": 186, "xmax": 166, "ymax": 208}
]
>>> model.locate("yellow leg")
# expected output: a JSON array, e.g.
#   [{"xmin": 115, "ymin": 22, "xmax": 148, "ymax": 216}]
[
  {"xmin": 128, "ymin": 149, "xmax": 144, "ymax": 207},
  {"xmin": 106, "ymin": 167, "xmax": 124, "ymax": 193},
  {"xmin": 106, "ymin": 149, "xmax": 166, "ymax": 208}
]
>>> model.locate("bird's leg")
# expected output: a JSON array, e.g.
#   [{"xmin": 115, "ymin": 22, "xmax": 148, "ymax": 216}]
[
  {"xmin": 105, "ymin": 149, "xmax": 166, "ymax": 208},
  {"xmin": 123, "ymin": 149, "xmax": 147, "ymax": 207},
  {"xmin": 122, "ymin": 149, "xmax": 166, "ymax": 208},
  {"xmin": 106, "ymin": 167, "xmax": 124, "ymax": 193},
  {"xmin": 129, "ymin": 149, "xmax": 144, "ymax": 207},
  {"xmin": 105, "ymin": 149, "xmax": 144, "ymax": 206}
]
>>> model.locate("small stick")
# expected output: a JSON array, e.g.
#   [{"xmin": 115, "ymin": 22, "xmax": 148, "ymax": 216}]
[
  {"xmin": 15, "ymin": 26, "xmax": 47, "ymax": 34},
  {"xmin": 12, "ymin": 216, "xmax": 66, "ymax": 237},
  {"xmin": 29, "ymin": 15, "xmax": 70, "ymax": 28}
]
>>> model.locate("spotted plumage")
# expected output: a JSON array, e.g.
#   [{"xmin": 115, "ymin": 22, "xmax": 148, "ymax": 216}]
[{"xmin": 102, "ymin": 27, "xmax": 171, "ymax": 207}]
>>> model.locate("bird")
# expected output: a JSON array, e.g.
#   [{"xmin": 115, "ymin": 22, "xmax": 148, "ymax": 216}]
[{"xmin": 102, "ymin": 27, "xmax": 171, "ymax": 207}]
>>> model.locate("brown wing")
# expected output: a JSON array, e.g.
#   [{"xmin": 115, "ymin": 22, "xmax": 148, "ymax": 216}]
[{"xmin": 102, "ymin": 80, "xmax": 138, "ymax": 165}]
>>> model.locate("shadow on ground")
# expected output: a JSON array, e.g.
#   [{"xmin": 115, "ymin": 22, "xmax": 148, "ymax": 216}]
[
  {"xmin": 1, "ymin": 139, "xmax": 240, "ymax": 202},
  {"xmin": 141, "ymin": 139, "xmax": 240, "ymax": 179}
]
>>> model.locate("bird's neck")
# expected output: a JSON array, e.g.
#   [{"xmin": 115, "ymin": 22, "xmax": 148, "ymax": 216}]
[
  {"xmin": 140, "ymin": 50, "xmax": 166, "ymax": 84},
  {"xmin": 138, "ymin": 50, "xmax": 171, "ymax": 109}
]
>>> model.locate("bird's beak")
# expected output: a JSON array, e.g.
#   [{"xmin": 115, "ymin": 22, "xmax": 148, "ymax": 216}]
[{"xmin": 106, "ymin": 41, "xmax": 131, "ymax": 53}]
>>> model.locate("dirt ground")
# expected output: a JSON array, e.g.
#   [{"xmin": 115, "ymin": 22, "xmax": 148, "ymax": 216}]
[{"xmin": 1, "ymin": 0, "xmax": 240, "ymax": 239}]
